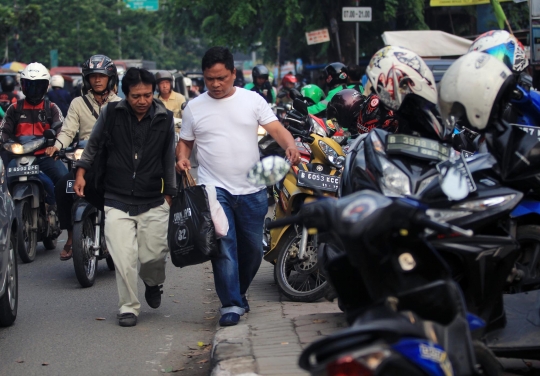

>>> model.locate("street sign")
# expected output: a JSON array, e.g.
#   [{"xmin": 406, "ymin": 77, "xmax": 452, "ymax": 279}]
[
  {"xmin": 305, "ymin": 28, "xmax": 330, "ymax": 45},
  {"xmin": 125, "ymin": 0, "xmax": 159, "ymax": 11},
  {"xmin": 50, "ymin": 49, "xmax": 58, "ymax": 68},
  {"xmin": 342, "ymin": 7, "xmax": 372, "ymax": 22}
]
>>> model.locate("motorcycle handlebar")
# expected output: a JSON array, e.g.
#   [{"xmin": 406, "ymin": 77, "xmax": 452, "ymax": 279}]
[{"xmin": 285, "ymin": 125, "xmax": 315, "ymax": 143}]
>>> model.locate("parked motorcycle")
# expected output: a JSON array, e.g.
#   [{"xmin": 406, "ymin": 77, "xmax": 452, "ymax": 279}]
[
  {"xmin": 59, "ymin": 140, "xmax": 114, "ymax": 287},
  {"xmin": 4, "ymin": 128, "xmax": 62, "ymax": 262},
  {"xmin": 267, "ymin": 190, "xmax": 500, "ymax": 375},
  {"xmin": 261, "ymin": 99, "xmax": 345, "ymax": 302}
]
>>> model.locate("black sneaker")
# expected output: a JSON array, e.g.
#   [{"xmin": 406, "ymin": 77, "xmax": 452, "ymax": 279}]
[
  {"xmin": 242, "ymin": 296, "xmax": 250, "ymax": 313},
  {"xmin": 117, "ymin": 313, "xmax": 137, "ymax": 327},
  {"xmin": 144, "ymin": 282, "xmax": 163, "ymax": 309}
]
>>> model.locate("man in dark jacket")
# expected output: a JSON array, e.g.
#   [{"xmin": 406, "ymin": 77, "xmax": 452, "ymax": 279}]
[
  {"xmin": 73, "ymin": 68, "xmax": 176, "ymax": 327},
  {"xmin": 47, "ymin": 75, "xmax": 72, "ymax": 117}
]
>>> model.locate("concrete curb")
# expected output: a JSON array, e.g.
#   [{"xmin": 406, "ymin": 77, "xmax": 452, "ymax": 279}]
[{"xmin": 210, "ymin": 262, "xmax": 345, "ymax": 376}]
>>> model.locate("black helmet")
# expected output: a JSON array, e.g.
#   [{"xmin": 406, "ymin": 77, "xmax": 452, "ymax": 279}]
[
  {"xmin": 81, "ymin": 55, "xmax": 118, "ymax": 93},
  {"xmin": 1, "ymin": 76, "xmax": 15, "ymax": 92},
  {"xmin": 252, "ymin": 64, "xmax": 269, "ymax": 81},
  {"xmin": 324, "ymin": 62, "xmax": 348, "ymax": 88},
  {"xmin": 326, "ymin": 89, "xmax": 365, "ymax": 131},
  {"xmin": 155, "ymin": 70, "xmax": 174, "ymax": 83}
]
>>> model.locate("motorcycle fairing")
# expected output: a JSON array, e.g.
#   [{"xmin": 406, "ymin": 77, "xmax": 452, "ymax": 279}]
[
  {"xmin": 392, "ymin": 339, "xmax": 453, "ymax": 376},
  {"xmin": 510, "ymin": 199, "xmax": 540, "ymax": 218}
]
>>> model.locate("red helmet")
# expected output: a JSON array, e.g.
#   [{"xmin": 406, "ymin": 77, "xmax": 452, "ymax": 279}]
[
  {"xmin": 357, "ymin": 93, "xmax": 399, "ymax": 135},
  {"xmin": 281, "ymin": 74, "xmax": 298, "ymax": 87}
]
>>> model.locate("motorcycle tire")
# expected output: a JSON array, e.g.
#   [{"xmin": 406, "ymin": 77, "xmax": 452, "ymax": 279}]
[
  {"xmin": 513, "ymin": 225, "xmax": 540, "ymax": 292},
  {"xmin": 72, "ymin": 216, "xmax": 97, "ymax": 288},
  {"xmin": 0, "ymin": 236, "xmax": 17, "ymax": 327},
  {"xmin": 473, "ymin": 340, "xmax": 502, "ymax": 376},
  {"xmin": 106, "ymin": 255, "xmax": 115, "ymax": 271},
  {"xmin": 15, "ymin": 199, "xmax": 37, "ymax": 263},
  {"xmin": 42, "ymin": 237, "xmax": 57, "ymax": 250},
  {"xmin": 274, "ymin": 228, "xmax": 329, "ymax": 302}
]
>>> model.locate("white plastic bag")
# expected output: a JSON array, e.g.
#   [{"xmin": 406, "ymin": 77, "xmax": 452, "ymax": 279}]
[{"xmin": 204, "ymin": 185, "xmax": 229, "ymax": 238}]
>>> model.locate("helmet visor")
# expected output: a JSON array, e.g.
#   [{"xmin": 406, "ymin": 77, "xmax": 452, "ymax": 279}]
[
  {"xmin": 483, "ymin": 42, "xmax": 515, "ymax": 71},
  {"xmin": 21, "ymin": 79, "xmax": 49, "ymax": 103}
]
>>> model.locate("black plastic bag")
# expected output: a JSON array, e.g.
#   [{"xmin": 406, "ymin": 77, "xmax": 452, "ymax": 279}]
[{"xmin": 168, "ymin": 171, "xmax": 218, "ymax": 268}]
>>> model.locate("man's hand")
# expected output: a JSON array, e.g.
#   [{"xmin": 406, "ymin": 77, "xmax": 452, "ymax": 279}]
[
  {"xmin": 74, "ymin": 172, "xmax": 86, "ymax": 198},
  {"xmin": 45, "ymin": 146, "xmax": 59, "ymax": 157},
  {"xmin": 175, "ymin": 158, "xmax": 191, "ymax": 174},
  {"xmin": 164, "ymin": 194, "xmax": 173, "ymax": 207},
  {"xmin": 286, "ymin": 146, "xmax": 301, "ymax": 166}
]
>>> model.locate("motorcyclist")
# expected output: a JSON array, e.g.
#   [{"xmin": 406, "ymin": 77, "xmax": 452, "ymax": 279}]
[
  {"xmin": 276, "ymin": 73, "xmax": 300, "ymax": 105},
  {"xmin": 154, "ymin": 70, "xmax": 186, "ymax": 125},
  {"xmin": 47, "ymin": 75, "xmax": 72, "ymax": 117},
  {"xmin": 0, "ymin": 62, "xmax": 68, "ymax": 206},
  {"xmin": 468, "ymin": 30, "xmax": 538, "ymax": 127},
  {"xmin": 0, "ymin": 76, "xmax": 20, "ymax": 114},
  {"xmin": 45, "ymin": 54, "xmax": 121, "ymax": 261},
  {"xmin": 301, "ymin": 84, "xmax": 326, "ymax": 106},
  {"xmin": 307, "ymin": 62, "xmax": 348, "ymax": 116},
  {"xmin": 244, "ymin": 64, "xmax": 275, "ymax": 103}
]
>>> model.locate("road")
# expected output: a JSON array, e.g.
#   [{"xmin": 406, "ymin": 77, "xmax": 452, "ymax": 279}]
[{"xmin": 0, "ymin": 233, "xmax": 219, "ymax": 376}]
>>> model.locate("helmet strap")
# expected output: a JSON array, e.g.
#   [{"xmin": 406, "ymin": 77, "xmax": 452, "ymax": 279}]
[{"xmin": 92, "ymin": 89, "xmax": 110, "ymax": 105}]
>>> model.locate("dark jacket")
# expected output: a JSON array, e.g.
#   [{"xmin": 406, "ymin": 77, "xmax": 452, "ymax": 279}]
[
  {"xmin": 76, "ymin": 99, "xmax": 176, "ymax": 198},
  {"xmin": 47, "ymin": 88, "xmax": 72, "ymax": 117}
]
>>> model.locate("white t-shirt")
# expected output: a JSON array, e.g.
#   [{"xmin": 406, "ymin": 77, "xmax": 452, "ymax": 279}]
[{"xmin": 180, "ymin": 88, "xmax": 278, "ymax": 195}]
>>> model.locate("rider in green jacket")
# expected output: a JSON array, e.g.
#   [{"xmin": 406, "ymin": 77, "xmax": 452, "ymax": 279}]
[{"xmin": 308, "ymin": 62, "xmax": 348, "ymax": 116}]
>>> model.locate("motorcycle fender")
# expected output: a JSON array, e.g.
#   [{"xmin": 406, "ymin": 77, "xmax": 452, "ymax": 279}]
[
  {"xmin": 12, "ymin": 183, "xmax": 40, "ymax": 208},
  {"xmin": 72, "ymin": 199, "xmax": 97, "ymax": 223},
  {"xmin": 510, "ymin": 200, "xmax": 540, "ymax": 218}
]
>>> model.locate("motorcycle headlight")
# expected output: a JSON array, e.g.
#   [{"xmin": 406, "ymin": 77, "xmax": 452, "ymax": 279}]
[
  {"xmin": 377, "ymin": 155, "xmax": 411, "ymax": 196},
  {"xmin": 4, "ymin": 139, "xmax": 45, "ymax": 154},
  {"xmin": 452, "ymin": 195, "xmax": 517, "ymax": 211},
  {"xmin": 426, "ymin": 209, "xmax": 473, "ymax": 223},
  {"xmin": 318, "ymin": 140, "xmax": 344, "ymax": 168},
  {"xmin": 65, "ymin": 148, "xmax": 84, "ymax": 161}
]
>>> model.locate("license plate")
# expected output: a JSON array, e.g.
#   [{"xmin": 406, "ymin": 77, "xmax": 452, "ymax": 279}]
[
  {"xmin": 66, "ymin": 180, "xmax": 75, "ymax": 193},
  {"xmin": 514, "ymin": 124, "xmax": 540, "ymax": 142},
  {"xmin": 7, "ymin": 165, "xmax": 39, "ymax": 177},
  {"xmin": 297, "ymin": 171, "xmax": 340, "ymax": 192},
  {"xmin": 386, "ymin": 134, "xmax": 450, "ymax": 161}
]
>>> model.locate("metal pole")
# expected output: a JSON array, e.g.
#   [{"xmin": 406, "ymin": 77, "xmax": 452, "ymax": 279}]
[{"xmin": 356, "ymin": 0, "xmax": 359, "ymax": 64}]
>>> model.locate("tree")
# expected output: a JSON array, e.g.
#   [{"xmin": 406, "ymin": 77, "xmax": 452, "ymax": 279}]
[{"xmin": 0, "ymin": 2, "xmax": 40, "ymax": 63}]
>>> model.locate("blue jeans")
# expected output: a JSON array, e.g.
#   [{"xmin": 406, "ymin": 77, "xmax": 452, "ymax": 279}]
[
  {"xmin": 8, "ymin": 156, "xmax": 68, "ymax": 205},
  {"xmin": 213, "ymin": 187, "xmax": 268, "ymax": 315}
]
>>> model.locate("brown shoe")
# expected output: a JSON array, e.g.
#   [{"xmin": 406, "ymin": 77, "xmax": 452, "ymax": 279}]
[{"xmin": 60, "ymin": 244, "xmax": 72, "ymax": 261}]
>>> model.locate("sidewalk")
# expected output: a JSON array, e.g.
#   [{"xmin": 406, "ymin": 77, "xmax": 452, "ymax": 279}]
[{"xmin": 210, "ymin": 262, "xmax": 346, "ymax": 376}]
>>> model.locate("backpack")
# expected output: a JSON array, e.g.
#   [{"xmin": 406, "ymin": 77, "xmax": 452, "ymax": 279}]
[{"xmin": 13, "ymin": 98, "xmax": 53, "ymax": 126}]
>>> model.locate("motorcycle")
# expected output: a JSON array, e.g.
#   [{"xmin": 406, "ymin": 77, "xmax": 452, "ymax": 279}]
[
  {"xmin": 3, "ymin": 127, "xmax": 62, "ymax": 262},
  {"xmin": 261, "ymin": 99, "xmax": 345, "ymax": 302},
  {"xmin": 59, "ymin": 140, "xmax": 114, "ymax": 287},
  {"xmin": 338, "ymin": 122, "xmax": 540, "ymax": 362},
  {"xmin": 267, "ymin": 189, "xmax": 500, "ymax": 375}
]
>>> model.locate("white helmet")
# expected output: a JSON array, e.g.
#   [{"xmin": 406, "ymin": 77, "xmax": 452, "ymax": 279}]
[
  {"xmin": 20, "ymin": 62, "xmax": 51, "ymax": 105},
  {"xmin": 183, "ymin": 77, "xmax": 192, "ymax": 87},
  {"xmin": 366, "ymin": 46, "xmax": 437, "ymax": 111},
  {"xmin": 50, "ymin": 74, "xmax": 64, "ymax": 88},
  {"xmin": 439, "ymin": 52, "xmax": 514, "ymax": 131},
  {"xmin": 468, "ymin": 30, "xmax": 528, "ymax": 73}
]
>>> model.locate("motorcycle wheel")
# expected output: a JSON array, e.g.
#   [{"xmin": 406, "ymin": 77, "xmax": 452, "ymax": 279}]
[
  {"xmin": 0, "ymin": 236, "xmax": 17, "ymax": 327},
  {"xmin": 105, "ymin": 256, "xmax": 115, "ymax": 271},
  {"xmin": 473, "ymin": 341, "xmax": 502, "ymax": 376},
  {"xmin": 15, "ymin": 199, "xmax": 37, "ymax": 263},
  {"xmin": 72, "ymin": 216, "xmax": 97, "ymax": 288},
  {"xmin": 42, "ymin": 237, "xmax": 57, "ymax": 250},
  {"xmin": 513, "ymin": 225, "xmax": 540, "ymax": 292},
  {"xmin": 274, "ymin": 229, "xmax": 329, "ymax": 302}
]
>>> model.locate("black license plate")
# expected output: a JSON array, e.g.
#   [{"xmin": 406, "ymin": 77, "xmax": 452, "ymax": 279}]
[
  {"xmin": 386, "ymin": 134, "xmax": 450, "ymax": 161},
  {"xmin": 7, "ymin": 165, "xmax": 39, "ymax": 177},
  {"xmin": 66, "ymin": 180, "xmax": 75, "ymax": 193},
  {"xmin": 515, "ymin": 124, "xmax": 540, "ymax": 142},
  {"xmin": 297, "ymin": 171, "xmax": 340, "ymax": 192}
]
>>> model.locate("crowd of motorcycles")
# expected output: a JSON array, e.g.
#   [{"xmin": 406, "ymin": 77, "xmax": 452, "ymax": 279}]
[{"xmin": 257, "ymin": 36, "xmax": 540, "ymax": 375}]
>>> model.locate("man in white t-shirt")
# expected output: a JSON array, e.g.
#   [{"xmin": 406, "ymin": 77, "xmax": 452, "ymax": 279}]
[{"xmin": 176, "ymin": 47, "xmax": 300, "ymax": 327}]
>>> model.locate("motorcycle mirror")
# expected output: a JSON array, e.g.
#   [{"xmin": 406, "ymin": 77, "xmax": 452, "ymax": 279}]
[
  {"xmin": 50, "ymin": 121, "xmax": 63, "ymax": 131},
  {"xmin": 293, "ymin": 98, "xmax": 309, "ymax": 116},
  {"xmin": 43, "ymin": 129, "xmax": 57, "ymax": 140},
  {"xmin": 247, "ymin": 156, "xmax": 290, "ymax": 186}
]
